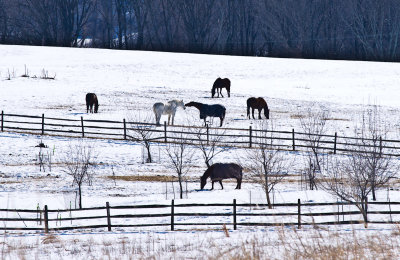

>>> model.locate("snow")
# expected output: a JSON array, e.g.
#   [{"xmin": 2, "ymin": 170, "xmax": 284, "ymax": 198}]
[{"xmin": 1, "ymin": 44, "xmax": 400, "ymax": 259}]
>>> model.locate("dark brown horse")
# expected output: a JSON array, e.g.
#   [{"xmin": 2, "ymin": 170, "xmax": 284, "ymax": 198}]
[
  {"xmin": 200, "ymin": 163, "xmax": 243, "ymax": 190},
  {"xmin": 86, "ymin": 93, "xmax": 99, "ymax": 113},
  {"xmin": 211, "ymin": 78, "xmax": 231, "ymax": 98},
  {"xmin": 185, "ymin": 101, "xmax": 226, "ymax": 127},
  {"xmin": 247, "ymin": 97, "xmax": 269, "ymax": 119}
]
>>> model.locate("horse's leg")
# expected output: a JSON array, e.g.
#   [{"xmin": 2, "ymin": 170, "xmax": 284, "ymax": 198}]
[
  {"xmin": 247, "ymin": 106, "xmax": 250, "ymax": 119},
  {"xmin": 219, "ymin": 180, "xmax": 223, "ymax": 189},
  {"xmin": 220, "ymin": 116, "xmax": 223, "ymax": 127},
  {"xmin": 258, "ymin": 109, "xmax": 262, "ymax": 119},
  {"xmin": 251, "ymin": 108, "xmax": 255, "ymax": 119},
  {"xmin": 171, "ymin": 112, "xmax": 175, "ymax": 125},
  {"xmin": 236, "ymin": 178, "xmax": 242, "ymax": 189},
  {"xmin": 211, "ymin": 181, "xmax": 214, "ymax": 190},
  {"xmin": 219, "ymin": 88, "xmax": 224, "ymax": 98},
  {"xmin": 168, "ymin": 114, "xmax": 171, "ymax": 125}
]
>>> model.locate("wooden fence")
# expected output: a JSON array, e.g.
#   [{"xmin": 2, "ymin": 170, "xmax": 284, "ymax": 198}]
[
  {"xmin": 2, "ymin": 111, "xmax": 400, "ymax": 156},
  {"xmin": 1, "ymin": 199, "xmax": 400, "ymax": 233}
]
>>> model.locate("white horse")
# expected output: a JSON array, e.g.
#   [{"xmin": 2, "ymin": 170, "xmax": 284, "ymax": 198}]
[{"xmin": 153, "ymin": 100, "xmax": 185, "ymax": 125}]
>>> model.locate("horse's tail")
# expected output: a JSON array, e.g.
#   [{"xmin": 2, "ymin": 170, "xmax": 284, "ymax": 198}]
[{"xmin": 222, "ymin": 107, "xmax": 226, "ymax": 121}]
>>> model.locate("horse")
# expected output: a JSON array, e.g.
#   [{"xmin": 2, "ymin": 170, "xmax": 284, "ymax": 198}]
[
  {"xmin": 200, "ymin": 163, "xmax": 243, "ymax": 190},
  {"xmin": 152, "ymin": 100, "xmax": 185, "ymax": 125},
  {"xmin": 211, "ymin": 78, "xmax": 231, "ymax": 98},
  {"xmin": 185, "ymin": 101, "xmax": 226, "ymax": 127},
  {"xmin": 247, "ymin": 97, "xmax": 269, "ymax": 119},
  {"xmin": 86, "ymin": 93, "xmax": 99, "ymax": 113}
]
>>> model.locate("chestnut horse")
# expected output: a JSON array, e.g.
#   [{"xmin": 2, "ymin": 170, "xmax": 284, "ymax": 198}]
[
  {"xmin": 247, "ymin": 97, "xmax": 269, "ymax": 119},
  {"xmin": 86, "ymin": 93, "xmax": 99, "ymax": 113},
  {"xmin": 211, "ymin": 78, "xmax": 231, "ymax": 98},
  {"xmin": 200, "ymin": 163, "xmax": 243, "ymax": 190}
]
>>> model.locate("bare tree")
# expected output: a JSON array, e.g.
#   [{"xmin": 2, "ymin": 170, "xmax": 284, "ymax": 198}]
[
  {"xmin": 244, "ymin": 121, "xmax": 291, "ymax": 209},
  {"xmin": 355, "ymin": 105, "xmax": 396, "ymax": 201},
  {"xmin": 320, "ymin": 106, "xmax": 397, "ymax": 226},
  {"xmin": 344, "ymin": 0, "xmax": 400, "ymax": 61},
  {"xmin": 299, "ymin": 105, "xmax": 330, "ymax": 190},
  {"xmin": 190, "ymin": 123, "xmax": 230, "ymax": 168},
  {"xmin": 127, "ymin": 112, "xmax": 156, "ymax": 163},
  {"xmin": 63, "ymin": 141, "xmax": 96, "ymax": 209},
  {"xmin": 164, "ymin": 133, "xmax": 195, "ymax": 199}
]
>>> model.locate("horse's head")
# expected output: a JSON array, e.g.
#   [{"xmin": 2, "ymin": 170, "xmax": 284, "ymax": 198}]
[
  {"xmin": 264, "ymin": 107, "xmax": 269, "ymax": 119},
  {"xmin": 178, "ymin": 100, "xmax": 186, "ymax": 110},
  {"xmin": 185, "ymin": 102, "xmax": 195, "ymax": 107},
  {"xmin": 211, "ymin": 87, "xmax": 216, "ymax": 98},
  {"xmin": 94, "ymin": 103, "xmax": 99, "ymax": 113},
  {"xmin": 200, "ymin": 175, "xmax": 207, "ymax": 189}
]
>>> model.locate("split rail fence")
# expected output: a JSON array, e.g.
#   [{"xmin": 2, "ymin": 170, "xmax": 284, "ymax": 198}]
[
  {"xmin": 2, "ymin": 111, "xmax": 400, "ymax": 156},
  {"xmin": 1, "ymin": 200, "xmax": 400, "ymax": 233}
]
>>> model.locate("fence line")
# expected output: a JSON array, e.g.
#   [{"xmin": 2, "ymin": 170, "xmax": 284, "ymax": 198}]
[
  {"xmin": 1, "ymin": 111, "xmax": 400, "ymax": 156},
  {"xmin": 1, "ymin": 199, "xmax": 399, "ymax": 233}
]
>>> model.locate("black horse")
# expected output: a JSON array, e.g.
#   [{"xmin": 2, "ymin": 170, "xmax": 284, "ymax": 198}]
[
  {"xmin": 200, "ymin": 163, "xmax": 243, "ymax": 190},
  {"xmin": 247, "ymin": 97, "xmax": 269, "ymax": 119},
  {"xmin": 211, "ymin": 78, "xmax": 231, "ymax": 98},
  {"xmin": 185, "ymin": 101, "xmax": 226, "ymax": 127},
  {"xmin": 86, "ymin": 93, "xmax": 99, "ymax": 113}
]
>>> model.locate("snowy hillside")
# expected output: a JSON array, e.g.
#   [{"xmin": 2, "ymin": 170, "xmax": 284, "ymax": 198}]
[{"xmin": 1, "ymin": 45, "xmax": 400, "ymax": 259}]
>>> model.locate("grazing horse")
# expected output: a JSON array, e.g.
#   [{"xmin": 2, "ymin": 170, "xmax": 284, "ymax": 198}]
[
  {"xmin": 211, "ymin": 78, "xmax": 231, "ymax": 98},
  {"xmin": 153, "ymin": 100, "xmax": 185, "ymax": 125},
  {"xmin": 86, "ymin": 93, "xmax": 99, "ymax": 113},
  {"xmin": 200, "ymin": 163, "xmax": 243, "ymax": 190},
  {"xmin": 247, "ymin": 97, "xmax": 269, "ymax": 119},
  {"xmin": 185, "ymin": 101, "xmax": 226, "ymax": 127}
]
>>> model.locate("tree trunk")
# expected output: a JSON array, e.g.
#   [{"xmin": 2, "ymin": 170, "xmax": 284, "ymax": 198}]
[
  {"xmin": 145, "ymin": 142, "xmax": 152, "ymax": 163},
  {"xmin": 179, "ymin": 174, "xmax": 183, "ymax": 199},
  {"xmin": 266, "ymin": 190, "xmax": 272, "ymax": 209},
  {"xmin": 78, "ymin": 184, "xmax": 82, "ymax": 209}
]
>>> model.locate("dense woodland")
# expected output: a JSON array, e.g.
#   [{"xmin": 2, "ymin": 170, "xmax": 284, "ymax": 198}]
[{"xmin": 1, "ymin": 0, "xmax": 400, "ymax": 61}]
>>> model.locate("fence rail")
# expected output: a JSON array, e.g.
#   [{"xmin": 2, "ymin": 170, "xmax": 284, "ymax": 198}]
[
  {"xmin": 2, "ymin": 111, "xmax": 400, "ymax": 156},
  {"xmin": 1, "ymin": 199, "xmax": 399, "ymax": 233}
]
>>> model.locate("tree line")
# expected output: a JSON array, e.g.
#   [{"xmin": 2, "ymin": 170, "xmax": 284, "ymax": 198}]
[{"xmin": 1, "ymin": 0, "xmax": 400, "ymax": 61}]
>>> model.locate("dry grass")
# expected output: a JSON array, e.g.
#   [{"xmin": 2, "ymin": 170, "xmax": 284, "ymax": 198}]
[{"xmin": 2, "ymin": 225, "xmax": 400, "ymax": 259}]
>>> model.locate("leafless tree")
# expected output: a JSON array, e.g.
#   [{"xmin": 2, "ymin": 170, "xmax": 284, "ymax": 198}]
[
  {"xmin": 344, "ymin": 0, "xmax": 400, "ymax": 61},
  {"xmin": 320, "ymin": 106, "xmax": 397, "ymax": 226},
  {"xmin": 127, "ymin": 111, "xmax": 156, "ymax": 163},
  {"xmin": 244, "ymin": 121, "xmax": 291, "ymax": 209},
  {"xmin": 355, "ymin": 105, "xmax": 396, "ymax": 201},
  {"xmin": 63, "ymin": 141, "xmax": 96, "ymax": 209},
  {"xmin": 175, "ymin": 0, "xmax": 221, "ymax": 53},
  {"xmin": 164, "ymin": 133, "xmax": 195, "ymax": 199},
  {"xmin": 299, "ymin": 105, "xmax": 330, "ymax": 190},
  {"xmin": 190, "ymin": 124, "xmax": 230, "ymax": 168}
]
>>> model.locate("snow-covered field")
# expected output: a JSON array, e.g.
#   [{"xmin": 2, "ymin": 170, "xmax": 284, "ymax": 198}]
[{"xmin": 1, "ymin": 45, "xmax": 400, "ymax": 259}]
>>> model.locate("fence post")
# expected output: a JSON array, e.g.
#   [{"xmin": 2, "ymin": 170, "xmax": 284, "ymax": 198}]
[
  {"xmin": 81, "ymin": 117, "xmax": 84, "ymax": 137},
  {"xmin": 41, "ymin": 114, "xmax": 44, "ymax": 135},
  {"xmin": 233, "ymin": 199, "xmax": 237, "ymax": 230},
  {"xmin": 164, "ymin": 121, "xmax": 167, "ymax": 143},
  {"xmin": 123, "ymin": 119, "xmax": 127, "ymax": 140},
  {"xmin": 171, "ymin": 199, "xmax": 174, "ymax": 231},
  {"xmin": 249, "ymin": 126, "xmax": 252, "ymax": 148},
  {"xmin": 1, "ymin": 110, "xmax": 3, "ymax": 132},
  {"xmin": 297, "ymin": 199, "xmax": 301, "ymax": 229},
  {"xmin": 334, "ymin": 132, "xmax": 337, "ymax": 154},
  {"xmin": 292, "ymin": 129, "xmax": 295, "ymax": 151},
  {"xmin": 206, "ymin": 124, "xmax": 209, "ymax": 145},
  {"xmin": 44, "ymin": 205, "xmax": 49, "ymax": 233},
  {"xmin": 106, "ymin": 202, "xmax": 112, "ymax": 231}
]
